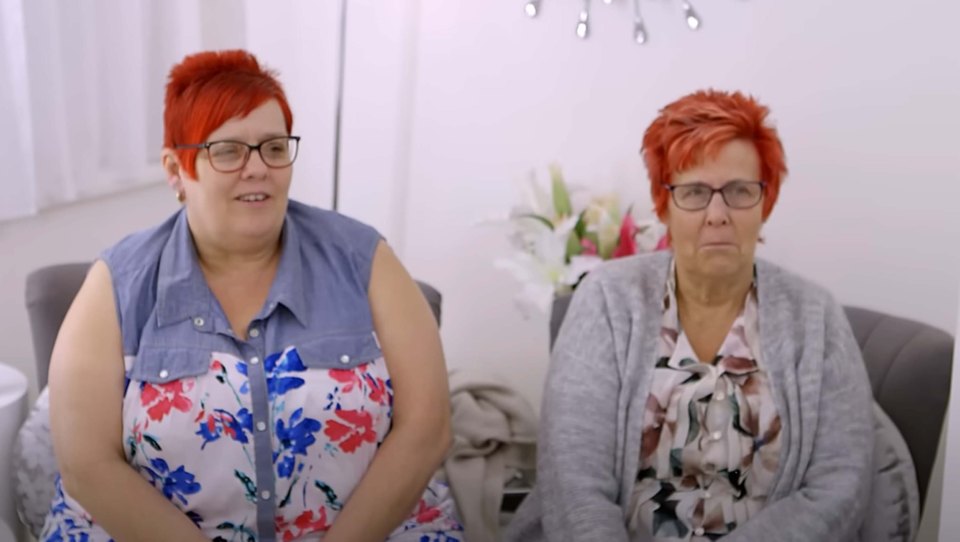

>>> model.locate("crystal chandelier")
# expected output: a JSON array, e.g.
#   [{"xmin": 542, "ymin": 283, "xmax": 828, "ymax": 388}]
[{"xmin": 524, "ymin": 0, "xmax": 703, "ymax": 45}]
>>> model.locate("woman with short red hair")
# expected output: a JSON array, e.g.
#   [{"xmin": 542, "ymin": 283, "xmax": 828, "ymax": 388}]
[
  {"xmin": 42, "ymin": 50, "xmax": 463, "ymax": 542},
  {"xmin": 506, "ymin": 90, "xmax": 874, "ymax": 541}
]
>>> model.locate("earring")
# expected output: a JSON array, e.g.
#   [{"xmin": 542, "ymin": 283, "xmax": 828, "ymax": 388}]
[{"xmin": 175, "ymin": 190, "xmax": 185, "ymax": 203}]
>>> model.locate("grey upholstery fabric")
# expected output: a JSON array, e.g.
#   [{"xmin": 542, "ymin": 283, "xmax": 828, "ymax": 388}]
[
  {"xmin": 25, "ymin": 263, "xmax": 91, "ymax": 390},
  {"xmin": 549, "ymin": 293, "xmax": 953, "ymax": 514}
]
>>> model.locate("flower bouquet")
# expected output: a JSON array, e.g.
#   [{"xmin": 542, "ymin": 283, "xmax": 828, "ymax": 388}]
[{"xmin": 496, "ymin": 164, "xmax": 666, "ymax": 314}]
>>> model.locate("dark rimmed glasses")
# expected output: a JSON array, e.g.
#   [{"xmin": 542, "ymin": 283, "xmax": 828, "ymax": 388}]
[
  {"xmin": 663, "ymin": 180, "xmax": 766, "ymax": 211},
  {"xmin": 175, "ymin": 135, "xmax": 301, "ymax": 173}
]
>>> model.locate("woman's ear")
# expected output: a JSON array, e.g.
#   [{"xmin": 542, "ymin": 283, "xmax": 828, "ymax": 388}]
[{"xmin": 161, "ymin": 149, "xmax": 181, "ymax": 184}]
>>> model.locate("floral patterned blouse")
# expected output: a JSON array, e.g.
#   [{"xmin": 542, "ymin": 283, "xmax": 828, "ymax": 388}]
[{"xmin": 627, "ymin": 263, "xmax": 782, "ymax": 540}]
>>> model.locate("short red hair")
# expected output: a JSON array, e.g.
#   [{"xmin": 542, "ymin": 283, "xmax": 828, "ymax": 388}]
[
  {"xmin": 163, "ymin": 50, "xmax": 293, "ymax": 179},
  {"xmin": 641, "ymin": 89, "xmax": 787, "ymax": 221}
]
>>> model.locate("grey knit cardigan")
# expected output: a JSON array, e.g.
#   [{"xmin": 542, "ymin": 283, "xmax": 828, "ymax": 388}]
[{"xmin": 504, "ymin": 251, "xmax": 875, "ymax": 542}]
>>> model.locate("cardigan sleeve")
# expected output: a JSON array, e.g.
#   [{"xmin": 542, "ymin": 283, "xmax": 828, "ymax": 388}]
[
  {"xmin": 534, "ymin": 274, "xmax": 632, "ymax": 542},
  {"xmin": 723, "ymin": 293, "xmax": 875, "ymax": 542}
]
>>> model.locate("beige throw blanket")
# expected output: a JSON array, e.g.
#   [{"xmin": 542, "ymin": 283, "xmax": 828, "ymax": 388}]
[{"xmin": 443, "ymin": 371, "xmax": 537, "ymax": 542}]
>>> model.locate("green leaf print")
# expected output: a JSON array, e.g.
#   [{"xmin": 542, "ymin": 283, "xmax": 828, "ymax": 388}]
[
  {"xmin": 234, "ymin": 470, "xmax": 258, "ymax": 503},
  {"xmin": 729, "ymin": 397, "xmax": 754, "ymax": 437},
  {"xmin": 685, "ymin": 401, "xmax": 701, "ymax": 445},
  {"xmin": 142, "ymin": 434, "xmax": 162, "ymax": 451},
  {"xmin": 669, "ymin": 448, "xmax": 684, "ymax": 477}
]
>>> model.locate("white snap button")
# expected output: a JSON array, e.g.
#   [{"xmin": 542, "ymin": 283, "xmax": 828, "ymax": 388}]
[
  {"xmin": 193, "ymin": 317, "xmax": 204, "ymax": 327},
  {"xmin": 711, "ymin": 431, "xmax": 722, "ymax": 441},
  {"xmin": 250, "ymin": 357, "xmax": 260, "ymax": 365},
  {"xmin": 694, "ymin": 527, "xmax": 705, "ymax": 536},
  {"xmin": 703, "ymin": 490, "xmax": 711, "ymax": 499},
  {"xmin": 159, "ymin": 369, "xmax": 169, "ymax": 379},
  {"xmin": 249, "ymin": 328, "xmax": 260, "ymax": 338},
  {"xmin": 256, "ymin": 421, "xmax": 267, "ymax": 432},
  {"xmin": 715, "ymin": 392, "xmax": 726, "ymax": 401},
  {"xmin": 339, "ymin": 355, "xmax": 350, "ymax": 364},
  {"xmin": 260, "ymin": 490, "xmax": 271, "ymax": 500}
]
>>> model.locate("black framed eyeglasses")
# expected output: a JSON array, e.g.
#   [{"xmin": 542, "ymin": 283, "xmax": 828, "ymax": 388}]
[
  {"xmin": 663, "ymin": 180, "xmax": 766, "ymax": 211},
  {"xmin": 175, "ymin": 135, "xmax": 301, "ymax": 173}
]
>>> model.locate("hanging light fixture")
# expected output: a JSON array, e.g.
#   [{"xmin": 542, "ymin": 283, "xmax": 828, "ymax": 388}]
[
  {"xmin": 575, "ymin": 0, "xmax": 590, "ymax": 39},
  {"xmin": 682, "ymin": 1, "xmax": 701, "ymax": 30},
  {"xmin": 524, "ymin": 0, "xmax": 712, "ymax": 46},
  {"xmin": 524, "ymin": 0, "xmax": 541, "ymax": 18}
]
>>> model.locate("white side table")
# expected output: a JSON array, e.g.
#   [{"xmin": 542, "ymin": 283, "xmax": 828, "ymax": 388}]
[{"xmin": 0, "ymin": 363, "xmax": 28, "ymax": 542}]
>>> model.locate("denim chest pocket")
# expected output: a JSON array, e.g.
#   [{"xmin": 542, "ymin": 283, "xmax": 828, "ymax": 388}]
[
  {"xmin": 130, "ymin": 344, "xmax": 212, "ymax": 384},
  {"xmin": 295, "ymin": 331, "xmax": 382, "ymax": 370}
]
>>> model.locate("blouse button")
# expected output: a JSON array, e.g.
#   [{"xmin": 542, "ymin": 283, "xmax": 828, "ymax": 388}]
[
  {"xmin": 158, "ymin": 369, "xmax": 169, "ymax": 379},
  {"xmin": 703, "ymin": 490, "xmax": 712, "ymax": 499},
  {"xmin": 256, "ymin": 421, "xmax": 267, "ymax": 432},
  {"xmin": 260, "ymin": 490, "xmax": 271, "ymax": 500},
  {"xmin": 694, "ymin": 527, "xmax": 705, "ymax": 536},
  {"xmin": 250, "ymin": 357, "xmax": 260, "ymax": 365},
  {"xmin": 249, "ymin": 328, "xmax": 260, "ymax": 338},
  {"xmin": 339, "ymin": 355, "xmax": 351, "ymax": 364},
  {"xmin": 193, "ymin": 317, "xmax": 205, "ymax": 328},
  {"xmin": 715, "ymin": 391, "xmax": 726, "ymax": 401},
  {"xmin": 710, "ymin": 430, "xmax": 722, "ymax": 441}
]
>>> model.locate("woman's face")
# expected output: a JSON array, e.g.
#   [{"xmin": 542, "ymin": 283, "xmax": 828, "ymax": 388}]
[
  {"xmin": 180, "ymin": 99, "xmax": 293, "ymax": 245},
  {"xmin": 665, "ymin": 139, "xmax": 764, "ymax": 280}
]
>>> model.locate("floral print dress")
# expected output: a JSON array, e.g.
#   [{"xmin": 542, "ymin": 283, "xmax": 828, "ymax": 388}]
[{"xmin": 627, "ymin": 265, "xmax": 782, "ymax": 541}]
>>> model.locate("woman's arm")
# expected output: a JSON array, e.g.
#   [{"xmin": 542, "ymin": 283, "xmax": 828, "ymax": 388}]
[
  {"xmin": 49, "ymin": 261, "xmax": 209, "ymax": 542},
  {"xmin": 534, "ymin": 275, "xmax": 630, "ymax": 542},
  {"xmin": 723, "ymin": 296, "xmax": 875, "ymax": 542},
  {"xmin": 322, "ymin": 241, "xmax": 453, "ymax": 542}
]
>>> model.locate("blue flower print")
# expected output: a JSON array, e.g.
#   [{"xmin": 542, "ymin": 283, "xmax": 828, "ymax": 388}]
[
  {"xmin": 274, "ymin": 407, "xmax": 322, "ymax": 479},
  {"xmin": 141, "ymin": 457, "xmax": 202, "ymax": 505},
  {"xmin": 196, "ymin": 407, "xmax": 254, "ymax": 449},
  {"xmin": 236, "ymin": 349, "xmax": 306, "ymax": 399}
]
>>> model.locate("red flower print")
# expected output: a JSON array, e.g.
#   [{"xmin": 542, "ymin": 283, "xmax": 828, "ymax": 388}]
[
  {"xmin": 364, "ymin": 373, "xmax": 391, "ymax": 406},
  {"xmin": 276, "ymin": 508, "xmax": 330, "ymax": 541},
  {"xmin": 323, "ymin": 409, "xmax": 376, "ymax": 453},
  {"xmin": 329, "ymin": 368, "xmax": 362, "ymax": 393},
  {"xmin": 413, "ymin": 499, "xmax": 442, "ymax": 524},
  {"xmin": 141, "ymin": 380, "xmax": 194, "ymax": 422}
]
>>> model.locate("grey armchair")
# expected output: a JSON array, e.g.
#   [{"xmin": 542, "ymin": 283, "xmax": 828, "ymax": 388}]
[
  {"xmin": 549, "ymin": 293, "xmax": 954, "ymax": 513},
  {"xmin": 25, "ymin": 262, "xmax": 443, "ymax": 390}
]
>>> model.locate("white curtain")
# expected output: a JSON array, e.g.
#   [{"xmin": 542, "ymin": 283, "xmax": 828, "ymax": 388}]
[{"xmin": 0, "ymin": 0, "xmax": 214, "ymax": 221}]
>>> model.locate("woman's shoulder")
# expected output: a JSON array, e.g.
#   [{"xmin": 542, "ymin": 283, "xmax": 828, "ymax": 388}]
[
  {"xmin": 755, "ymin": 258, "xmax": 835, "ymax": 306},
  {"xmin": 286, "ymin": 200, "xmax": 383, "ymax": 254},
  {"xmin": 582, "ymin": 251, "xmax": 672, "ymax": 297},
  {"xmin": 100, "ymin": 210, "xmax": 182, "ymax": 279}
]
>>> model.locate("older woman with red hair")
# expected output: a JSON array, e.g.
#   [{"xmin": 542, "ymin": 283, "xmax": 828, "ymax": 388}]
[
  {"xmin": 505, "ymin": 90, "xmax": 874, "ymax": 541},
  {"xmin": 41, "ymin": 50, "xmax": 462, "ymax": 542}
]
